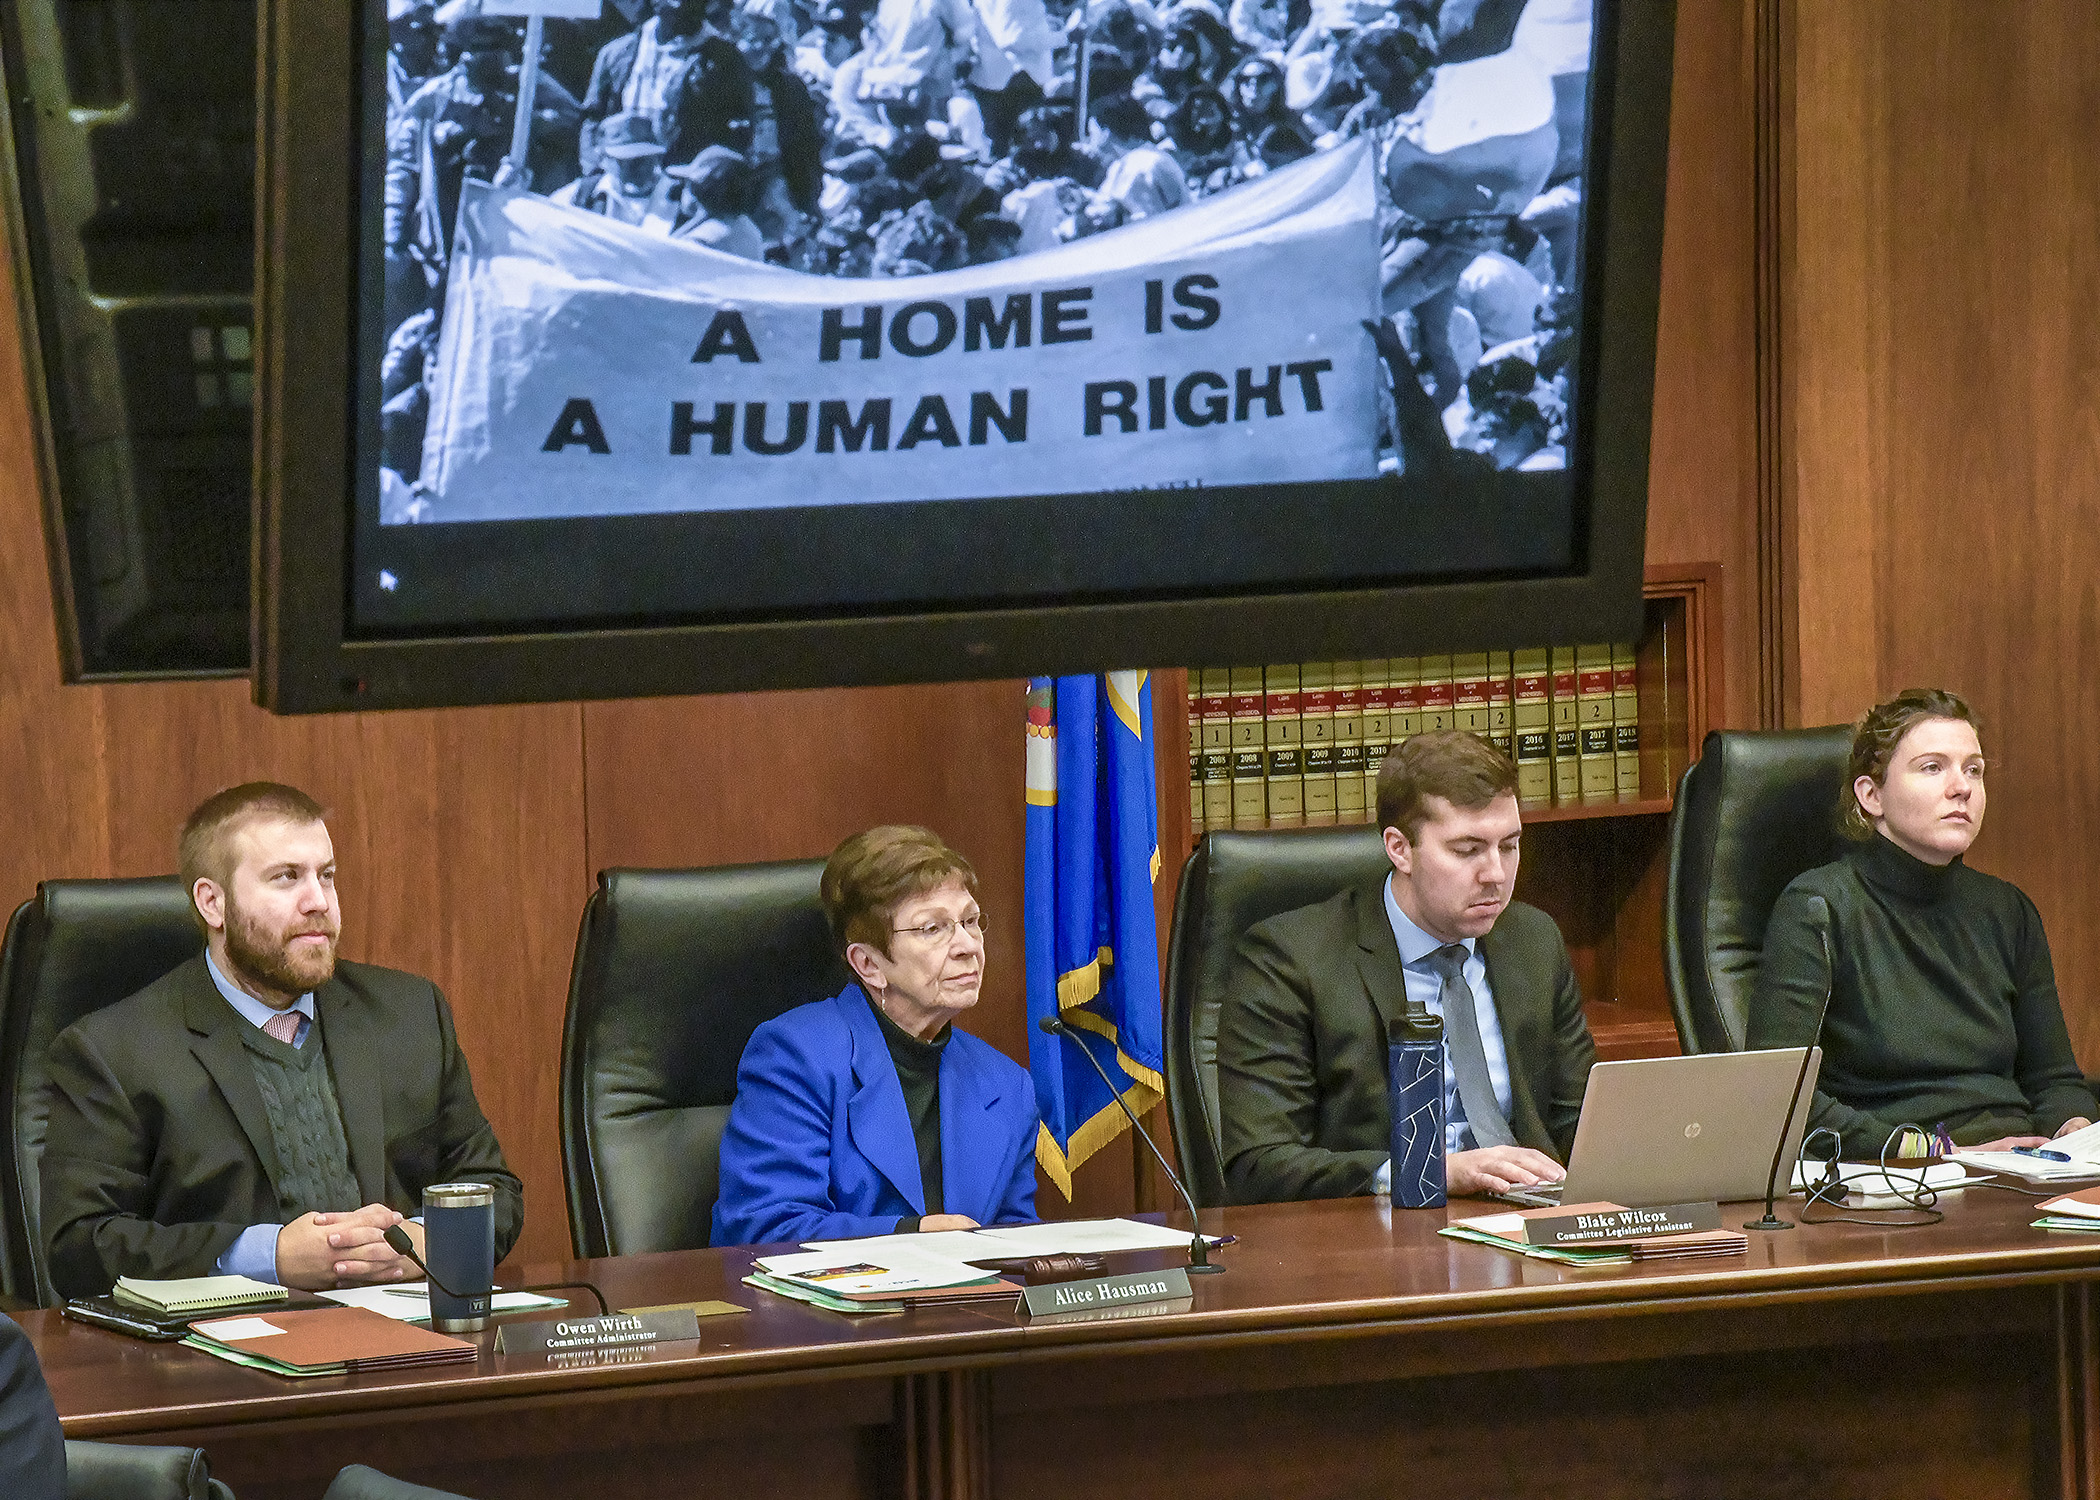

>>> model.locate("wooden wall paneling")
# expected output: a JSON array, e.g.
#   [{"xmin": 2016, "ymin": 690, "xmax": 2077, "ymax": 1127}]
[
  {"xmin": 579, "ymin": 680, "xmax": 1029, "ymax": 1063},
  {"xmin": 1782, "ymin": 1, "xmax": 1884, "ymax": 729},
  {"xmin": 0, "ymin": 231, "xmax": 114, "ymax": 901},
  {"xmin": 327, "ymin": 705, "xmax": 590, "ymax": 1268},
  {"xmin": 1783, "ymin": 2, "xmax": 2100, "ymax": 1064},
  {"xmin": 1641, "ymin": 0, "xmax": 1763, "ymax": 732}
]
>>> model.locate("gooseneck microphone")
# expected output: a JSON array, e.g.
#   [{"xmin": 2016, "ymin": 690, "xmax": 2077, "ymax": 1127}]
[
  {"xmin": 1747, "ymin": 894, "xmax": 1836, "ymax": 1232},
  {"xmin": 1038, "ymin": 1014, "xmax": 1224, "ymax": 1274},
  {"xmin": 382, "ymin": 1225, "xmax": 611, "ymax": 1316}
]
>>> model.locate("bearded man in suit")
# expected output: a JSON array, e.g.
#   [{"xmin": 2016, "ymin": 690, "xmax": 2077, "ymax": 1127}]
[{"xmin": 41, "ymin": 783, "xmax": 521, "ymax": 1300}]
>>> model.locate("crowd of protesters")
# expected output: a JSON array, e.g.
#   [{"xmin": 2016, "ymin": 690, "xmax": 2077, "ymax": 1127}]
[{"xmin": 377, "ymin": 0, "xmax": 1589, "ymax": 503}]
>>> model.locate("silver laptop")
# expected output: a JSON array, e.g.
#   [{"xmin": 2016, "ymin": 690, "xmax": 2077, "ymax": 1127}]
[{"xmin": 1498, "ymin": 1047, "xmax": 1823, "ymax": 1209}]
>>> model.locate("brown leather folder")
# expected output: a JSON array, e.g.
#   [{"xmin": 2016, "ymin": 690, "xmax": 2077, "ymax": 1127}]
[{"xmin": 189, "ymin": 1306, "xmax": 477, "ymax": 1373}]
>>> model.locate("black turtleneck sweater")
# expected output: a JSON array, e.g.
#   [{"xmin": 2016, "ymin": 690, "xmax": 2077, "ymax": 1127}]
[
  {"xmin": 1747, "ymin": 832, "xmax": 2096, "ymax": 1156},
  {"xmin": 867, "ymin": 995, "xmax": 949, "ymax": 1230}
]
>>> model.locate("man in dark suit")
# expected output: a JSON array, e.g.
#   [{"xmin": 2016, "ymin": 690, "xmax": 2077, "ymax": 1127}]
[
  {"xmin": 0, "ymin": 1314, "xmax": 63, "ymax": 1498},
  {"xmin": 1218, "ymin": 731, "xmax": 1597, "ymax": 1205},
  {"xmin": 40, "ymin": 784, "xmax": 522, "ymax": 1300}
]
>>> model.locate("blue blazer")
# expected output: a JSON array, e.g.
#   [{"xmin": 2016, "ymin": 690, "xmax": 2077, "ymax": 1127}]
[{"xmin": 711, "ymin": 986, "xmax": 1040, "ymax": 1247}]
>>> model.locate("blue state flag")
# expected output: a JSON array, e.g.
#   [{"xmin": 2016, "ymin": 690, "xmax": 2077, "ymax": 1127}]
[{"xmin": 1024, "ymin": 672, "xmax": 1166, "ymax": 1199}]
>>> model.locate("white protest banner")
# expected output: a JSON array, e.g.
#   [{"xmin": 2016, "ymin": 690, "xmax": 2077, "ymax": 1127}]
[
  {"xmin": 418, "ymin": 140, "xmax": 1382, "ymax": 520},
  {"xmin": 480, "ymin": 0, "xmax": 603, "ymax": 16}
]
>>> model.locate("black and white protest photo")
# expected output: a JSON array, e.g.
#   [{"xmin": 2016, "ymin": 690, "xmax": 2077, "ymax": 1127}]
[{"xmin": 375, "ymin": 0, "xmax": 1591, "ymax": 521}]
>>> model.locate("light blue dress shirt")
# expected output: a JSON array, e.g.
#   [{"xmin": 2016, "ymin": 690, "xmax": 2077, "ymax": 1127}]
[
  {"xmin": 1372, "ymin": 876, "xmax": 1515, "ymax": 1192},
  {"xmin": 205, "ymin": 954, "xmax": 316, "ymax": 1282}
]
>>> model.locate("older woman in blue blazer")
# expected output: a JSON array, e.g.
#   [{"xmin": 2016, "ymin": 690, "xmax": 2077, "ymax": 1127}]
[{"xmin": 711, "ymin": 826, "xmax": 1040, "ymax": 1247}]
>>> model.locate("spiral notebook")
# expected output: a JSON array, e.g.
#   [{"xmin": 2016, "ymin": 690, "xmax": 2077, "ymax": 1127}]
[{"xmin": 113, "ymin": 1275, "xmax": 288, "ymax": 1315}]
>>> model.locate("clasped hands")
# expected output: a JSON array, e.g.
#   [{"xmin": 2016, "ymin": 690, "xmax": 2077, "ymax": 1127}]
[{"xmin": 275, "ymin": 1204, "xmax": 426, "ymax": 1290}]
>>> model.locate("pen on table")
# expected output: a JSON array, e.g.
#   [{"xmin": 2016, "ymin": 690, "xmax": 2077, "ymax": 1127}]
[{"xmin": 2013, "ymin": 1147, "xmax": 2073, "ymax": 1161}]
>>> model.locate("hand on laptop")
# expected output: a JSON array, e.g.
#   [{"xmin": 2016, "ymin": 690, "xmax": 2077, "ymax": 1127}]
[{"xmin": 1448, "ymin": 1146, "xmax": 1566, "ymax": 1198}]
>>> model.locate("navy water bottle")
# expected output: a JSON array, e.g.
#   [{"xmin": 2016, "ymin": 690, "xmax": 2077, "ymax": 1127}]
[
  {"xmin": 1388, "ymin": 1001, "xmax": 1447, "ymax": 1208},
  {"xmin": 423, "ymin": 1182, "xmax": 495, "ymax": 1333}
]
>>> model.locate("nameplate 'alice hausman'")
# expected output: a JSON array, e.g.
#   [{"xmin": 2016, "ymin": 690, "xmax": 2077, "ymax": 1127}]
[
  {"xmin": 1519, "ymin": 1201, "xmax": 1723, "ymax": 1247},
  {"xmin": 1018, "ymin": 1267, "xmax": 1194, "ymax": 1317},
  {"xmin": 495, "ymin": 1308, "xmax": 702, "ymax": 1356}
]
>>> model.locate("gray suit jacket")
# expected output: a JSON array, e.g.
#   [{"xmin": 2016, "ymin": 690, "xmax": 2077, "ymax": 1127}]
[
  {"xmin": 1217, "ymin": 879, "xmax": 1596, "ymax": 1205},
  {"xmin": 40, "ymin": 954, "xmax": 522, "ymax": 1299}
]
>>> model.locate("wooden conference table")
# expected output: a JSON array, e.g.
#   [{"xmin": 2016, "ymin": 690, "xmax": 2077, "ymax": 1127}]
[{"xmin": 20, "ymin": 1190, "xmax": 2100, "ymax": 1500}]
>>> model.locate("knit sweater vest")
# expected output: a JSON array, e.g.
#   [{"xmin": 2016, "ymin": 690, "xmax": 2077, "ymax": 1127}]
[{"xmin": 241, "ymin": 1019, "xmax": 362, "ymax": 1219}]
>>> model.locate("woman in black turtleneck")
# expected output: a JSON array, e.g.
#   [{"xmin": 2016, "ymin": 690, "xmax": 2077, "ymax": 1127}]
[{"xmin": 1748, "ymin": 688, "xmax": 2097, "ymax": 1157}]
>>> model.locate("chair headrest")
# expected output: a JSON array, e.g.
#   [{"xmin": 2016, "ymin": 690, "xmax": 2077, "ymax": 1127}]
[
  {"xmin": 1, "ymin": 877, "xmax": 201, "ymax": 1304},
  {"xmin": 1668, "ymin": 726, "xmax": 1853, "ymax": 1051}
]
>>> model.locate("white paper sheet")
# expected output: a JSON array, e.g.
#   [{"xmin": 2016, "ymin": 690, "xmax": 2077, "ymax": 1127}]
[
  {"xmin": 798, "ymin": 1230, "xmax": 1017, "ymax": 1262},
  {"xmin": 192, "ymin": 1316, "xmax": 286, "ymax": 1340},
  {"xmin": 753, "ymin": 1247, "xmax": 992, "ymax": 1293},
  {"xmin": 801, "ymin": 1219, "xmax": 1222, "ymax": 1262},
  {"xmin": 969, "ymin": 1219, "xmax": 1219, "ymax": 1255},
  {"xmin": 1950, "ymin": 1151, "xmax": 2100, "ymax": 1184},
  {"xmin": 317, "ymin": 1283, "xmax": 570, "ymax": 1322}
]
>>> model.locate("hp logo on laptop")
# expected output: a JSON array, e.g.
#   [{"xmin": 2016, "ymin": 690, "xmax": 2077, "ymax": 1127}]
[{"xmin": 1685, "ymin": 1122, "xmax": 1703, "ymax": 1139}]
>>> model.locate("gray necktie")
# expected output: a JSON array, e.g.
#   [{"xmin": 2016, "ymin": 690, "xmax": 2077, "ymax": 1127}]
[{"xmin": 1424, "ymin": 944, "xmax": 1515, "ymax": 1149}]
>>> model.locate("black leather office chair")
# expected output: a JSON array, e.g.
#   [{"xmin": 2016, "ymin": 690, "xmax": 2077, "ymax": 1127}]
[
  {"xmin": 560, "ymin": 862, "xmax": 851, "ymax": 1258},
  {"xmin": 1164, "ymin": 828, "xmax": 1394, "ymax": 1208},
  {"xmin": 0, "ymin": 878, "xmax": 202, "ymax": 1306},
  {"xmin": 65, "ymin": 1441, "xmax": 234, "ymax": 1500},
  {"xmin": 322, "ymin": 1465, "xmax": 471, "ymax": 1500},
  {"xmin": 1663, "ymin": 726, "xmax": 1853, "ymax": 1055}
]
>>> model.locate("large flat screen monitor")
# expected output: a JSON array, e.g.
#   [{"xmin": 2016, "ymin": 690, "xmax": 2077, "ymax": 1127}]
[{"xmin": 256, "ymin": 0, "xmax": 1672, "ymax": 712}]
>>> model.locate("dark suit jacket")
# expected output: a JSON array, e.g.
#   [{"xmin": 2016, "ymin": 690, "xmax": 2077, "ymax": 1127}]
[
  {"xmin": 0, "ymin": 1314, "xmax": 63, "ymax": 1500},
  {"xmin": 39, "ymin": 955, "xmax": 523, "ymax": 1299},
  {"xmin": 1217, "ymin": 880, "xmax": 1596, "ymax": 1205}
]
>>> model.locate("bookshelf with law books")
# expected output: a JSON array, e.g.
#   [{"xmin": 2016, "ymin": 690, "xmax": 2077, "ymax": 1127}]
[{"xmin": 1153, "ymin": 564, "xmax": 1724, "ymax": 1063}]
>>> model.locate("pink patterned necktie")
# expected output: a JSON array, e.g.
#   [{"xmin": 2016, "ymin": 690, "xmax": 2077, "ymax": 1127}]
[{"xmin": 262, "ymin": 1010, "xmax": 303, "ymax": 1046}]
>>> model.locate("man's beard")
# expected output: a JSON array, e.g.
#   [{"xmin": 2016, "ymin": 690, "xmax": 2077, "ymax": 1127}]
[{"xmin": 224, "ymin": 897, "xmax": 338, "ymax": 999}]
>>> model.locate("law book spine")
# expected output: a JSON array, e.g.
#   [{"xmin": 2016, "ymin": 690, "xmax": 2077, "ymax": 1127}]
[
  {"xmin": 1549, "ymin": 646, "xmax": 1580, "ymax": 804},
  {"xmin": 1576, "ymin": 643, "xmax": 1616, "ymax": 802},
  {"xmin": 1417, "ymin": 654, "xmax": 1455, "ymax": 733},
  {"xmin": 1331, "ymin": 659, "xmax": 1366, "ymax": 823},
  {"xmin": 1485, "ymin": 649, "xmax": 1514, "ymax": 761},
  {"xmin": 1186, "ymin": 671, "xmax": 1205, "ymax": 830},
  {"xmin": 1511, "ymin": 646, "xmax": 1552, "ymax": 807},
  {"xmin": 1358, "ymin": 659, "xmax": 1392, "ymax": 821},
  {"xmin": 1199, "ymin": 667, "xmax": 1234, "ymax": 830},
  {"xmin": 1264, "ymin": 664, "xmax": 1304, "ymax": 827},
  {"xmin": 1229, "ymin": 667, "xmax": 1268, "ymax": 828},
  {"xmin": 1451, "ymin": 651, "xmax": 1491, "ymax": 736},
  {"xmin": 1612, "ymin": 642, "xmax": 1641, "ymax": 800},
  {"xmin": 1298, "ymin": 661, "xmax": 1336, "ymax": 825},
  {"xmin": 1390, "ymin": 656, "xmax": 1423, "ymax": 744}
]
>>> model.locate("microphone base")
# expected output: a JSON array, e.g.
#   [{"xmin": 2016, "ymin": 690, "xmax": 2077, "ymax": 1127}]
[
  {"xmin": 1743, "ymin": 1214, "xmax": 1796, "ymax": 1232},
  {"xmin": 1185, "ymin": 1262, "xmax": 1227, "ymax": 1275}
]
